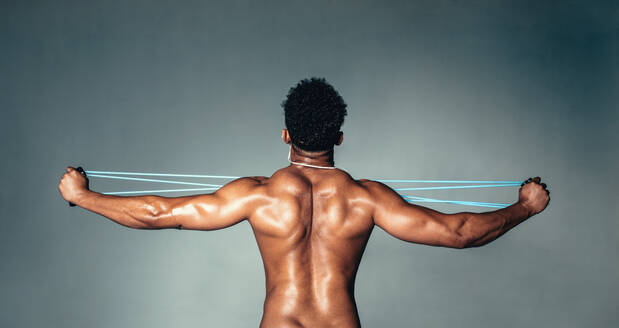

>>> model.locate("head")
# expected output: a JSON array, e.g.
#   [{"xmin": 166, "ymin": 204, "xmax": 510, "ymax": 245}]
[{"xmin": 281, "ymin": 78, "xmax": 347, "ymax": 152}]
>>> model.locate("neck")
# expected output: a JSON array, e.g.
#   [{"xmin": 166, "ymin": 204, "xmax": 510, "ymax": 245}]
[{"xmin": 288, "ymin": 145, "xmax": 335, "ymax": 169}]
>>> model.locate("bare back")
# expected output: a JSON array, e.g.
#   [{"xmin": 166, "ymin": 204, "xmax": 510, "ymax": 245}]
[
  {"xmin": 248, "ymin": 166, "xmax": 375, "ymax": 328},
  {"xmin": 59, "ymin": 155, "xmax": 548, "ymax": 327}
]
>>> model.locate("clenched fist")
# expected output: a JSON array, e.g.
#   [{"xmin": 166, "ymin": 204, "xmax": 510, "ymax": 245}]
[
  {"xmin": 58, "ymin": 166, "xmax": 89, "ymax": 204},
  {"xmin": 518, "ymin": 177, "xmax": 550, "ymax": 216}
]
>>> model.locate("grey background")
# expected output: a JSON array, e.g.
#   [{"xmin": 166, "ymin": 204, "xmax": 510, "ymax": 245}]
[{"xmin": 1, "ymin": 0, "xmax": 617, "ymax": 327}]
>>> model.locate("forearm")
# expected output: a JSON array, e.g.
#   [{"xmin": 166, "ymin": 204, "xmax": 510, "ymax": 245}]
[
  {"xmin": 72, "ymin": 190, "xmax": 170, "ymax": 229},
  {"xmin": 456, "ymin": 202, "xmax": 532, "ymax": 248}
]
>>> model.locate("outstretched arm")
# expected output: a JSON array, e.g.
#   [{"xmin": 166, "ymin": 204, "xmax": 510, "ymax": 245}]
[
  {"xmin": 368, "ymin": 177, "xmax": 550, "ymax": 248},
  {"xmin": 58, "ymin": 167, "xmax": 262, "ymax": 230}
]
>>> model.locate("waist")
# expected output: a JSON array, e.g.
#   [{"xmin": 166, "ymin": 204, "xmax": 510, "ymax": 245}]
[
  {"xmin": 265, "ymin": 272, "xmax": 355, "ymax": 296},
  {"xmin": 262, "ymin": 284, "xmax": 359, "ymax": 328}
]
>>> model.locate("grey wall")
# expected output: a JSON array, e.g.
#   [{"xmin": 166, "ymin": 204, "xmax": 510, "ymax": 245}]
[{"xmin": 1, "ymin": 0, "xmax": 617, "ymax": 327}]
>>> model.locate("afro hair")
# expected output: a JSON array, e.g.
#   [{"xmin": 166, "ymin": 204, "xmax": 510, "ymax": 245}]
[{"xmin": 282, "ymin": 78, "xmax": 348, "ymax": 152}]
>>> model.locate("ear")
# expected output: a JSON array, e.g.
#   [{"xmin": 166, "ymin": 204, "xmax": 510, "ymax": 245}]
[
  {"xmin": 282, "ymin": 129, "xmax": 291, "ymax": 144},
  {"xmin": 335, "ymin": 131, "xmax": 344, "ymax": 146}
]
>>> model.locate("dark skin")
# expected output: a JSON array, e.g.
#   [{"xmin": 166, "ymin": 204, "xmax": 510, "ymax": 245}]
[{"xmin": 59, "ymin": 129, "xmax": 550, "ymax": 328}]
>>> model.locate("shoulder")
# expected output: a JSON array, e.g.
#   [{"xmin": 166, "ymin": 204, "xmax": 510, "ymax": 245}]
[
  {"xmin": 357, "ymin": 179, "xmax": 405, "ymax": 204},
  {"xmin": 357, "ymin": 179, "xmax": 392, "ymax": 193},
  {"xmin": 242, "ymin": 176, "xmax": 269, "ymax": 184},
  {"xmin": 215, "ymin": 176, "xmax": 269, "ymax": 195}
]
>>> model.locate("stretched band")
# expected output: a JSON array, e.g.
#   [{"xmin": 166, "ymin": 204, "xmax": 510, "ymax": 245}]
[
  {"xmin": 393, "ymin": 184, "xmax": 519, "ymax": 191},
  {"xmin": 85, "ymin": 170, "xmax": 521, "ymax": 184},
  {"xmin": 86, "ymin": 170, "xmax": 238, "ymax": 179},
  {"xmin": 87, "ymin": 174, "xmax": 223, "ymax": 187},
  {"xmin": 402, "ymin": 195, "xmax": 509, "ymax": 208},
  {"xmin": 84, "ymin": 170, "xmax": 522, "ymax": 209},
  {"xmin": 103, "ymin": 187, "xmax": 220, "ymax": 195}
]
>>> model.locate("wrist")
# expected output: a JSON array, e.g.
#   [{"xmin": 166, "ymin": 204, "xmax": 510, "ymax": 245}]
[
  {"xmin": 516, "ymin": 201, "xmax": 534, "ymax": 218},
  {"xmin": 71, "ymin": 189, "xmax": 93, "ymax": 205}
]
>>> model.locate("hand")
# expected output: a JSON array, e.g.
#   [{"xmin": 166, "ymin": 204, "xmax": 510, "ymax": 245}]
[
  {"xmin": 518, "ymin": 177, "xmax": 550, "ymax": 216},
  {"xmin": 58, "ymin": 166, "xmax": 89, "ymax": 204}
]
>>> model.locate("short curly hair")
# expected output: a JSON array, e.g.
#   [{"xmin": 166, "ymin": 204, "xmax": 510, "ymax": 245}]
[{"xmin": 282, "ymin": 78, "xmax": 348, "ymax": 152}]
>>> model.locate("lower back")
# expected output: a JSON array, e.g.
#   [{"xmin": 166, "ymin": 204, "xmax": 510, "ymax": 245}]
[{"xmin": 261, "ymin": 284, "xmax": 361, "ymax": 328}]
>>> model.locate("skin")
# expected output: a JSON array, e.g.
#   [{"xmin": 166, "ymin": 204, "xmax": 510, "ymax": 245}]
[{"xmin": 58, "ymin": 129, "xmax": 550, "ymax": 328}]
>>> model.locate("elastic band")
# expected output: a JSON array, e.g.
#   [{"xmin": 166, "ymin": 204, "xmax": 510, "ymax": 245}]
[
  {"xmin": 103, "ymin": 187, "xmax": 220, "ymax": 195},
  {"xmin": 377, "ymin": 179, "xmax": 522, "ymax": 184},
  {"xmin": 85, "ymin": 170, "xmax": 239, "ymax": 179},
  {"xmin": 87, "ymin": 174, "xmax": 222, "ymax": 187},
  {"xmin": 393, "ymin": 183, "xmax": 520, "ymax": 191},
  {"xmin": 403, "ymin": 195, "xmax": 509, "ymax": 208},
  {"xmin": 85, "ymin": 170, "xmax": 522, "ymax": 184},
  {"xmin": 89, "ymin": 174, "xmax": 517, "ymax": 192},
  {"xmin": 83, "ymin": 169, "xmax": 519, "ymax": 208}
]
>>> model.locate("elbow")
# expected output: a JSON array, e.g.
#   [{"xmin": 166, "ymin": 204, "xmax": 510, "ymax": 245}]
[
  {"xmin": 451, "ymin": 232, "xmax": 495, "ymax": 249},
  {"xmin": 452, "ymin": 238, "xmax": 485, "ymax": 249},
  {"xmin": 451, "ymin": 237, "xmax": 473, "ymax": 249},
  {"xmin": 449, "ymin": 216, "xmax": 475, "ymax": 249},
  {"xmin": 449, "ymin": 214, "xmax": 493, "ymax": 249},
  {"xmin": 142, "ymin": 208, "xmax": 163, "ymax": 229},
  {"xmin": 130, "ymin": 198, "xmax": 170, "ymax": 229}
]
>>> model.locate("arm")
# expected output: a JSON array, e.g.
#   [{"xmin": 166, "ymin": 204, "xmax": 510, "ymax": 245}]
[
  {"xmin": 368, "ymin": 177, "xmax": 550, "ymax": 248},
  {"xmin": 58, "ymin": 167, "xmax": 262, "ymax": 230}
]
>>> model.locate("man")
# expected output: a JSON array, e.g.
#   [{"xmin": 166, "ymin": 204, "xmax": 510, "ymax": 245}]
[{"xmin": 58, "ymin": 78, "xmax": 550, "ymax": 327}]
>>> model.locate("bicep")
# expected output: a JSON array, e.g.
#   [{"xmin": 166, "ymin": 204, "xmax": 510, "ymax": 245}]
[{"xmin": 369, "ymin": 182, "xmax": 466, "ymax": 248}]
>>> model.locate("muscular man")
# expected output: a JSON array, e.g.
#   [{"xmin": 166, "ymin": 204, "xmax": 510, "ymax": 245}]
[{"xmin": 58, "ymin": 78, "xmax": 550, "ymax": 328}]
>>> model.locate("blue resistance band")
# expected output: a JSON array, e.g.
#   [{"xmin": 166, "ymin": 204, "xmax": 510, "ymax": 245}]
[
  {"xmin": 376, "ymin": 179, "xmax": 522, "ymax": 184},
  {"xmin": 86, "ymin": 170, "xmax": 521, "ymax": 184},
  {"xmin": 104, "ymin": 187, "xmax": 220, "ymax": 195},
  {"xmin": 87, "ymin": 174, "xmax": 223, "ymax": 187},
  {"xmin": 402, "ymin": 195, "xmax": 509, "ymax": 208},
  {"xmin": 86, "ymin": 170, "xmax": 239, "ymax": 179},
  {"xmin": 84, "ymin": 170, "xmax": 521, "ymax": 209},
  {"xmin": 393, "ymin": 184, "xmax": 519, "ymax": 191},
  {"xmin": 86, "ymin": 173, "xmax": 518, "ymax": 191}
]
